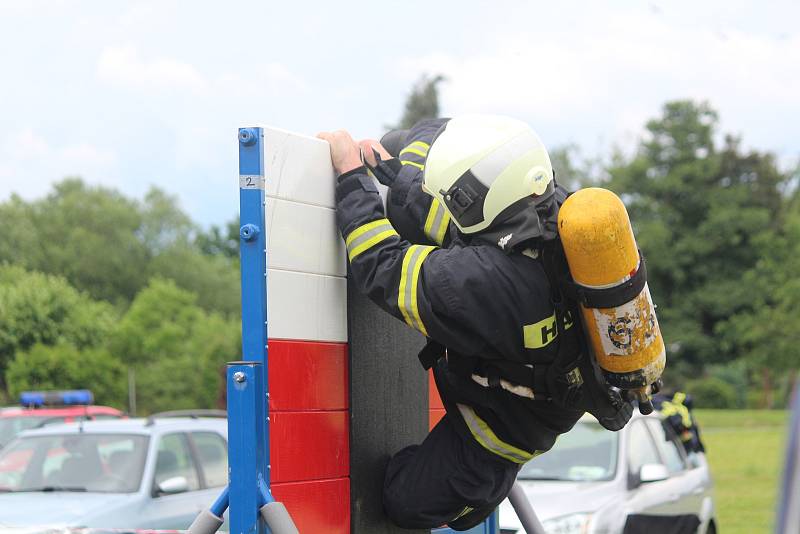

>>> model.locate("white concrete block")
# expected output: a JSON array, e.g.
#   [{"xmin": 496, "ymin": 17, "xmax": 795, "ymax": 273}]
[
  {"xmin": 263, "ymin": 126, "xmax": 337, "ymax": 209},
  {"xmin": 266, "ymin": 197, "xmax": 346, "ymax": 277},
  {"xmin": 267, "ymin": 268, "xmax": 347, "ymax": 343}
]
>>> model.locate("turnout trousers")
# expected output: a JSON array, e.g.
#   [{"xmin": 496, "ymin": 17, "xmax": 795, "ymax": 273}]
[{"xmin": 383, "ymin": 414, "xmax": 521, "ymax": 531}]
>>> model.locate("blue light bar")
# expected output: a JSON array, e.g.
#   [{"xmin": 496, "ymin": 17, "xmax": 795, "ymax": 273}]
[{"xmin": 19, "ymin": 390, "xmax": 94, "ymax": 407}]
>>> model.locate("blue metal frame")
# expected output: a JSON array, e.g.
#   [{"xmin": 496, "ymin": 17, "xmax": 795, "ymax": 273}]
[{"xmin": 224, "ymin": 127, "xmax": 270, "ymax": 534}]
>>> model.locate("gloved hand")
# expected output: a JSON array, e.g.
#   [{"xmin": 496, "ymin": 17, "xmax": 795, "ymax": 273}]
[{"xmin": 577, "ymin": 353, "xmax": 634, "ymax": 432}]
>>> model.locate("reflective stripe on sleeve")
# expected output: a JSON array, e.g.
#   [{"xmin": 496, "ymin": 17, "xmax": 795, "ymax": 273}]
[
  {"xmin": 399, "ymin": 140, "xmax": 430, "ymax": 158},
  {"xmin": 397, "ymin": 244, "xmax": 436, "ymax": 335},
  {"xmin": 345, "ymin": 219, "xmax": 399, "ymax": 261},
  {"xmin": 457, "ymin": 404, "xmax": 539, "ymax": 464},
  {"xmin": 401, "ymin": 160, "xmax": 425, "ymax": 170},
  {"xmin": 423, "ymin": 198, "xmax": 451, "ymax": 245}
]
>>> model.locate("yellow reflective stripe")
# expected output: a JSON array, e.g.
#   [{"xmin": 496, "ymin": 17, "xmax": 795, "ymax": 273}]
[
  {"xmin": 660, "ymin": 399, "xmax": 692, "ymax": 428},
  {"xmin": 348, "ymin": 230, "xmax": 398, "ymax": 261},
  {"xmin": 401, "ymin": 160, "xmax": 425, "ymax": 170},
  {"xmin": 345, "ymin": 219, "xmax": 389, "ymax": 247},
  {"xmin": 399, "ymin": 141, "xmax": 430, "ymax": 156},
  {"xmin": 453, "ymin": 506, "xmax": 474, "ymax": 521},
  {"xmin": 660, "ymin": 403, "xmax": 678, "ymax": 416},
  {"xmin": 434, "ymin": 209, "xmax": 450, "ymax": 245},
  {"xmin": 345, "ymin": 219, "xmax": 399, "ymax": 261},
  {"xmin": 398, "ymin": 245, "xmax": 436, "ymax": 335},
  {"xmin": 670, "ymin": 393, "xmax": 692, "ymax": 427},
  {"xmin": 424, "ymin": 200, "xmax": 441, "ymax": 241},
  {"xmin": 399, "ymin": 147, "xmax": 427, "ymax": 157},
  {"xmin": 457, "ymin": 404, "xmax": 538, "ymax": 464},
  {"xmin": 409, "ymin": 247, "xmax": 434, "ymax": 335},
  {"xmin": 423, "ymin": 199, "xmax": 451, "ymax": 245}
]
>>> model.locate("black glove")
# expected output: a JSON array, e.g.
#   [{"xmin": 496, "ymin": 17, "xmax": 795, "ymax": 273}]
[
  {"xmin": 363, "ymin": 150, "xmax": 402, "ymax": 187},
  {"xmin": 576, "ymin": 353, "xmax": 634, "ymax": 431}
]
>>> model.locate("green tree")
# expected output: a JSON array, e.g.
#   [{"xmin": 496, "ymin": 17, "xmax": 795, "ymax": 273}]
[
  {"xmin": 6, "ymin": 343, "xmax": 126, "ymax": 407},
  {"xmin": 108, "ymin": 278, "xmax": 239, "ymax": 413},
  {"xmin": 0, "ymin": 179, "xmax": 148, "ymax": 305},
  {"xmin": 141, "ymin": 189, "xmax": 240, "ymax": 316},
  {"xmin": 196, "ymin": 218, "xmax": 240, "ymax": 260},
  {"xmin": 726, "ymin": 198, "xmax": 800, "ymax": 407},
  {"xmin": 148, "ymin": 245, "xmax": 240, "ymax": 317},
  {"xmin": 0, "ymin": 264, "xmax": 116, "ymax": 383},
  {"xmin": 606, "ymin": 100, "xmax": 793, "ymax": 380},
  {"xmin": 138, "ymin": 188, "xmax": 195, "ymax": 254},
  {"xmin": 685, "ymin": 376, "xmax": 738, "ymax": 409},
  {"xmin": 550, "ymin": 143, "xmax": 602, "ymax": 191},
  {"xmin": 392, "ymin": 74, "xmax": 445, "ymax": 130},
  {"xmin": 0, "ymin": 179, "xmax": 240, "ymax": 316}
]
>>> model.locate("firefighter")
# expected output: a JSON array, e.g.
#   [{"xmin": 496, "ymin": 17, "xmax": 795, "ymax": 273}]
[
  {"xmin": 653, "ymin": 390, "xmax": 705, "ymax": 455},
  {"xmin": 319, "ymin": 115, "xmax": 634, "ymax": 531}
]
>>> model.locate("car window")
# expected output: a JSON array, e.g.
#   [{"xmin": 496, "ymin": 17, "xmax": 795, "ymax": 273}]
[
  {"xmin": 518, "ymin": 421, "xmax": 618, "ymax": 481},
  {"xmin": 0, "ymin": 434, "xmax": 148, "ymax": 493},
  {"xmin": 192, "ymin": 432, "xmax": 228, "ymax": 488},
  {"xmin": 154, "ymin": 433, "xmax": 200, "ymax": 492},
  {"xmin": 0, "ymin": 416, "xmax": 60, "ymax": 442},
  {"xmin": 627, "ymin": 420, "xmax": 661, "ymax": 477},
  {"xmin": 0, "ymin": 441, "xmax": 35, "ymax": 489},
  {"xmin": 37, "ymin": 417, "xmax": 67, "ymax": 428},
  {"xmin": 42, "ymin": 446, "xmax": 69, "ymax": 479},
  {"xmin": 645, "ymin": 418, "xmax": 686, "ymax": 474}
]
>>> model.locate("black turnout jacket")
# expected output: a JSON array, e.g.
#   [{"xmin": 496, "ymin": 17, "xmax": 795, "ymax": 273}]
[{"xmin": 335, "ymin": 119, "xmax": 584, "ymax": 464}]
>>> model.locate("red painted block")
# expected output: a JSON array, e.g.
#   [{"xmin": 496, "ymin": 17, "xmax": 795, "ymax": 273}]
[
  {"xmin": 429, "ymin": 369, "xmax": 443, "ymax": 409},
  {"xmin": 273, "ymin": 477, "xmax": 350, "ymax": 534},
  {"xmin": 429, "ymin": 409, "xmax": 446, "ymax": 430},
  {"xmin": 271, "ymin": 410, "xmax": 349, "ymax": 482},
  {"xmin": 268, "ymin": 339, "xmax": 348, "ymax": 411}
]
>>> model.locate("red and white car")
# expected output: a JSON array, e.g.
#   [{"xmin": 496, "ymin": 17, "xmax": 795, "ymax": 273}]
[{"xmin": 0, "ymin": 390, "xmax": 123, "ymax": 449}]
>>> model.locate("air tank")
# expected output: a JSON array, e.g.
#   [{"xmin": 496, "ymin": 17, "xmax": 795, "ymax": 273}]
[{"xmin": 558, "ymin": 188, "xmax": 665, "ymax": 413}]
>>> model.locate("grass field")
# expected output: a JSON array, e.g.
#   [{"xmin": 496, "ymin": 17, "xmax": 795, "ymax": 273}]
[{"xmin": 694, "ymin": 409, "xmax": 789, "ymax": 534}]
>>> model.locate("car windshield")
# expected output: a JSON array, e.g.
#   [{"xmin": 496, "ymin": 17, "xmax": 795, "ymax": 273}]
[
  {"xmin": 0, "ymin": 433, "xmax": 149, "ymax": 493},
  {"xmin": 518, "ymin": 421, "xmax": 618, "ymax": 481},
  {"xmin": 0, "ymin": 417, "xmax": 59, "ymax": 446}
]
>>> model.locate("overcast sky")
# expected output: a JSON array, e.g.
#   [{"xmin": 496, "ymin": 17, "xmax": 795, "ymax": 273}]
[{"xmin": 1, "ymin": 0, "xmax": 798, "ymax": 226}]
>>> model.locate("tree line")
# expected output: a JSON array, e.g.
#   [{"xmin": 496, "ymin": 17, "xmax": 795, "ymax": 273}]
[
  {"xmin": 599, "ymin": 101, "xmax": 798, "ymax": 408},
  {"xmin": 0, "ymin": 88, "xmax": 797, "ymax": 410},
  {"xmin": 0, "ymin": 180, "xmax": 240, "ymax": 413}
]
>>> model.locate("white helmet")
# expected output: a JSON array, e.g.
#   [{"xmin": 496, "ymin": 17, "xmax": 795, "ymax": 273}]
[{"xmin": 422, "ymin": 115, "xmax": 555, "ymax": 237}]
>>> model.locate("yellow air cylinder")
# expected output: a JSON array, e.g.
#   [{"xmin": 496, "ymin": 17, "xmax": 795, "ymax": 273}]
[{"xmin": 557, "ymin": 188, "xmax": 665, "ymax": 401}]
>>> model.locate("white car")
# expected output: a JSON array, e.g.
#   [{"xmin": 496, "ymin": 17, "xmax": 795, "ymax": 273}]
[
  {"xmin": 499, "ymin": 412, "xmax": 716, "ymax": 534},
  {"xmin": 0, "ymin": 412, "xmax": 228, "ymax": 530}
]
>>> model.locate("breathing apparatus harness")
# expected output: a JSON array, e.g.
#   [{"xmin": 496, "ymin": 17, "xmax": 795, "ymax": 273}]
[{"xmin": 416, "ymin": 182, "xmax": 633, "ymax": 430}]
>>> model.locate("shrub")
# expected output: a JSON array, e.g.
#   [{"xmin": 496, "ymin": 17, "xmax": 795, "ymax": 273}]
[
  {"xmin": 686, "ymin": 377, "xmax": 738, "ymax": 409},
  {"xmin": 6, "ymin": 342, "xmax": 126, "ymax": 408}
]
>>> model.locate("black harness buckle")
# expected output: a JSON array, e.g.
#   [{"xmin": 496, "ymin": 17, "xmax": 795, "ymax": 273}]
[
  {"xmin": 418, "ymin": 340, "xmax": 446, "ymax": 370},
  {"xmin": 550, "ymin": 365, "xmax": 584, "ymax": 408}
]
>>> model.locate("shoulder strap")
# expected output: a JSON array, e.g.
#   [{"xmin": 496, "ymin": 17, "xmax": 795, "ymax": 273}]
[{"xmin": 560, "ymin": 251, "xmax": 648, "ymax": 309}]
